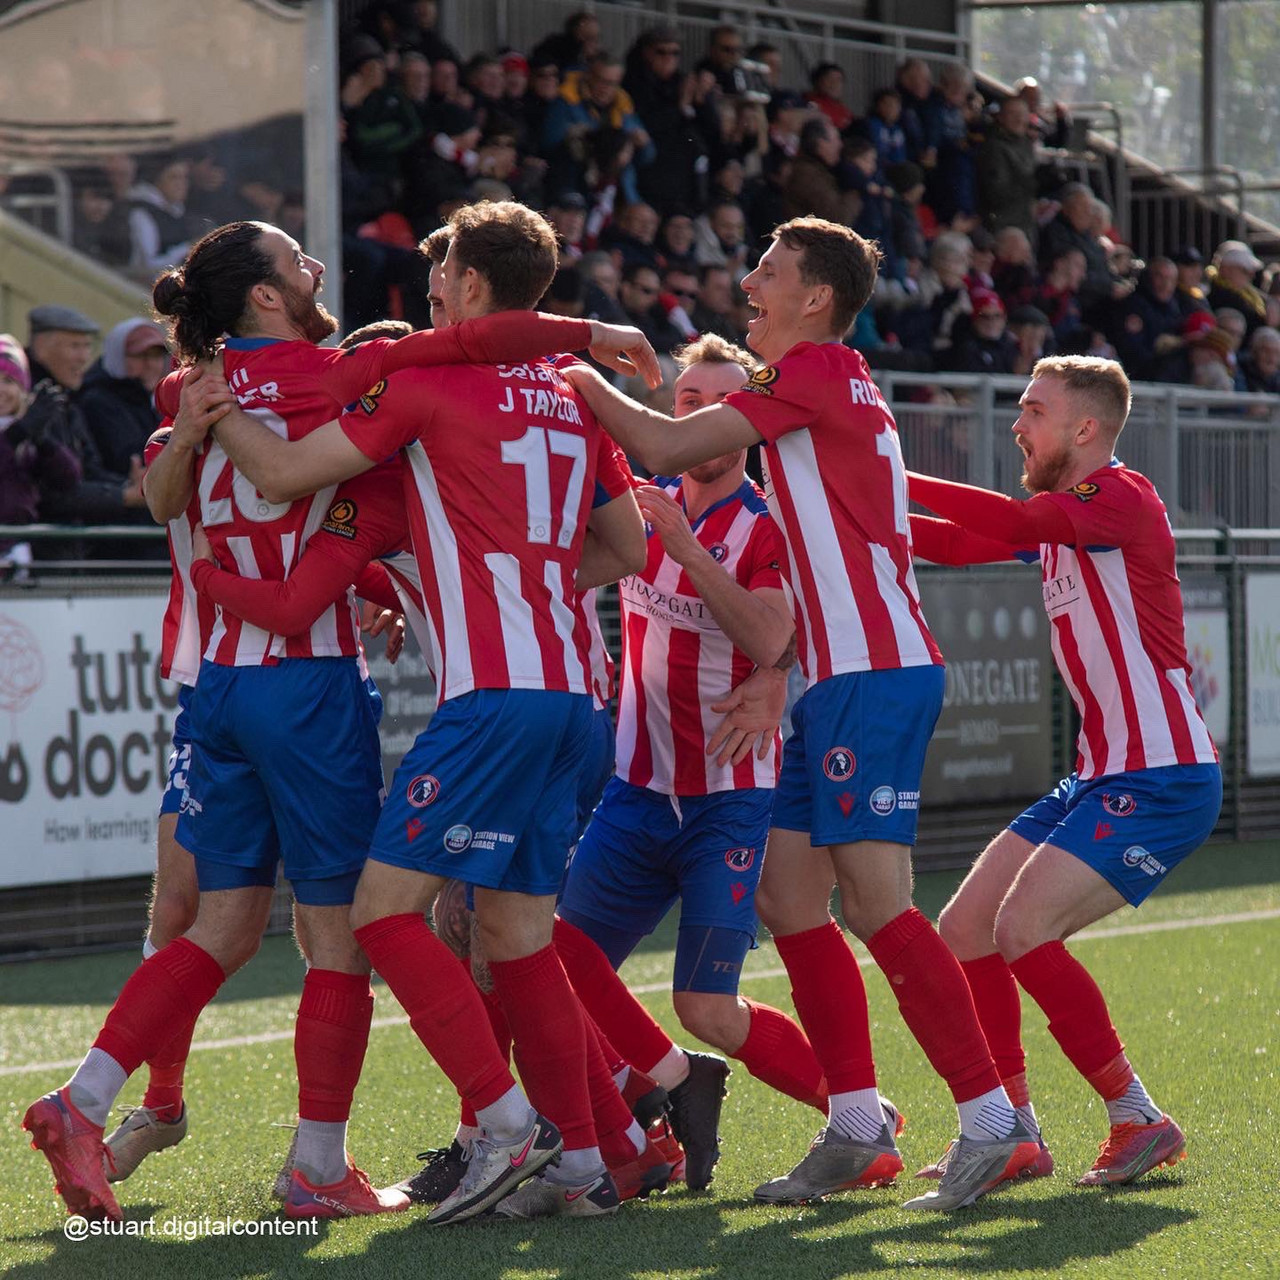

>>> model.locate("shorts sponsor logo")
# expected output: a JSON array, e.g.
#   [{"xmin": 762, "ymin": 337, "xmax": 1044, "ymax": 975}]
[
  {"xmin": 837, "ymin": 791, "xmax": 856, "ymax": 818},
  {"xmin": 823, "ymin": 747, "xmax": 856, "ymax": 782},
  {"xmin": 1122, "ymin": 845, "xmax": 1168, "ymax": 877},
  {"xmin": 896, "ymin": 789, "xmax": 920, "ymax": 811},
  {"xmin": 406, "ymin": 774, "xmax": 440, "ymax": 808},
  {"xmin": 869, "ymin": 785, "xmax": 897, "ymax": 816},
  {"xmin": 443, "ymin": 824, "xmax": 473, "ymax": 853},
  {"xmin": 730, "ymin": 882, "xmax": 748, "ymax": 905},
  {"xmin": 179, "ymin": 794, "xmax": 202, "ymax": 817},
  {"xmin": 707, "ymin": 542, "xmax": 729, "ymax": 563},
  {"xmin": 1093, "ymin": 821, "xmax": 1114, "ymax": 841},
  {"xmin": 1102, "ymin": 793, "xmax": 1137, "ymax": 817},
  {"xmin": 725, "ymin": 847, "xmax": 755, "ymax": 871},
  {"xmin": 406, "ymin": 817, "xmax": 424, "ymax": 842}
]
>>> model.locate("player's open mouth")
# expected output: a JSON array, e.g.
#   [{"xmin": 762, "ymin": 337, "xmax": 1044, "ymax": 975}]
[{"xmin": 747, "ymin": 301, "xmax": 766, "ymax": 327}]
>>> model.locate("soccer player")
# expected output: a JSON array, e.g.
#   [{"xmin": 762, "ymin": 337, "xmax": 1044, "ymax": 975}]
[
  {"xmin": 21, "ymin": 218, "xmax": 648, "ymax": 1224},
  {"xmin": 94, "ymin": 394, "xmax": 220, "ymax": 1184},
  {"xmin": 907, "ymin": 356, "xmax": 1221, "ymax": 1187},
  {"xmin": 559, "ymin": 216, "xmax": 1042, "ymax": 1211},
  {"xmin": 204, "ymin": 200, "xmax": 659, "ymax": 1222},
  {"xmin": 556, "ymin": 335, "xmax": 863, "ymax": 1192}
]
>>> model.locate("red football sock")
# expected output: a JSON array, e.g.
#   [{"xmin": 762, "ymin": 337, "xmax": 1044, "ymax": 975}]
[
  {"xmin": 961, "ymin": 953, "xmax": 1027, "ymax": 1095},
  {"xmin": 865, "ymin": 909, "xmax": 1002, "ymax": 1104},
  {"xmin": 1010, "ymin": 940, "xmax": 1125, "ymax": 1085},
  {"xmin": 295, "ymin": 969, "xmax": 374, "ymax": 1123},
  {"xmin": 773, "ymin": 920, "xmax": 876, "ymax": 1093},
  {"xmin": 143, "ymin": 1015, "xmax": 197, "ymax": 1122},
  {"xmin": 94, "ymin": 939, "xmax": 224, "ymax": 1076},
  {"xmin": 554, "ymin": 916, "xmax": 674, "ymax": 1074},
  {"xmin": 490, "ymin": 944, "xmax": 594, "ymax": 1152},
  {"xmin": 584, "ymin": 1017, "xmax": 640, "ymax": 1167},
  {"xmin": 456, "ymin": 987, "xmax": 514, "ymax": 1129},
  {"xmin": 590, "ymin": 1020, "xmax": 628, "ymax": 1078},
  {"xmin": 732, "ymin": 998, "xmax": 828, "ymax": 1111},
  {"xmin": 354, "ymin": 914, "xmax": 514, "ymax": 1112}
]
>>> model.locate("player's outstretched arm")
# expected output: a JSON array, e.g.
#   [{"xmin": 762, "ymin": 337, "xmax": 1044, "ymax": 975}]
[
  {"xmin": 189, "ymin": 520, "xmax": 375, "ymax": 636},
  {"xmin": 562, "ymin": 364, "xmax": 761, "ymax": 475},
  {"xmin": 144, "ymin": 367, "xmax": 234, "ymax": 521},
  {"xmin": 577, "ymin": 490, "xmax": 647, "ymax": 590},
  {"xmin": 214, "ymin": 408, "xmax": 373, "ymax": 503},
  {"xmin": 909, "ymin": 514, "xmax": 1033, "ymax": 566},
  {"xmin": 908, "ymin": 471, "xmax": 1075, "ymax": 545},
  {"xmin": 636, "ymin": 484, "xmax": 794, "ymax": 667}
]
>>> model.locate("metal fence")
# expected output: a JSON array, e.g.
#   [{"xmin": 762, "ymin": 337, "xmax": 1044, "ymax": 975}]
[{"xmin": 878, "ymin": 372, "xmax": 1280, "ymax": 531}]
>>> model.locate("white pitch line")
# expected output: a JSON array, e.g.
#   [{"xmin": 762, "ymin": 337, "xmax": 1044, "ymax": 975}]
[{"xmin": 2, "ymin": 906, "xmax": 1277, "ymax": 1080}]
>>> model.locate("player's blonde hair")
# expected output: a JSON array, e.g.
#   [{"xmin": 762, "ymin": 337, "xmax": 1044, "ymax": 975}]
[
  {"xmin": 673, "ymin": 333, "xmax": 755, "ymax": 374},
  {"xmin": 1032, "ymin": 355, "xmax": 1132, "ymax": 440}
]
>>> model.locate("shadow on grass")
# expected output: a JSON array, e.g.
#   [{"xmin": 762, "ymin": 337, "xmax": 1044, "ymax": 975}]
[{"xmin": 4, "ymin": 1186, "xmax": 1197, "ymax": 1280}]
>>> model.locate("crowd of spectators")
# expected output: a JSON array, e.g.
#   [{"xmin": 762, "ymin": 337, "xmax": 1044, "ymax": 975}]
[
  {"xmin": 0, "ymin": 306, "xmax": 166, "ymax": 571},
  {"xmin": 332, "ymin": 3, "xmax": 1280, "ymax": 392}
]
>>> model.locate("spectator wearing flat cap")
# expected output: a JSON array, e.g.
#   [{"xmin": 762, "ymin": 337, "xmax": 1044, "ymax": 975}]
[
  {"xmin": 79, "ymin": 318, "xmax": 170, "ymax": 478},
  {"xmin": 1205, "ymin": 240, "xmax": 1268, "ymax": 340},
  {"xmin": 12, "ymin": 306, "xmax": 149, "ymax": 553}
]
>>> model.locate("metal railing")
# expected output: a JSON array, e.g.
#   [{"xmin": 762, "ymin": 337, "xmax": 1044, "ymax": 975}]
[
  {"xmin": 482, "ymin": 0, "xmax": 970, "ymax": 119},
  {"xmin": 877, "ymin": 372, "xmax": 1280, "ymax": 530},
  {"xmin": 0, "ymin": 164, "xmax": 72, "ymax": 243}
]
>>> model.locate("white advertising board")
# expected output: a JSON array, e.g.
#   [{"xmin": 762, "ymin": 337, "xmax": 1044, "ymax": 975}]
[
  {"xmin": 0, "ymin": 593, "xmax": 177, "ymax": 886},
  {"xmin": 1246, "ymin": 572, "xmax": 1280, "ymax": 777}
]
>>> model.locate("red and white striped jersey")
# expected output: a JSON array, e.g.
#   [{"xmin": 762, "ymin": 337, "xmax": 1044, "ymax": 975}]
[
  {"xmin": 174, "ymin": 337, "xmax": 371, "ymax": 667},
  {"xmin": 725, "ymin": 342, "xmax": 942, "ymax": 687},
  {"xmin": 578, "ymin": 432, "xmax": 634, "ymax": 710},
  {"xmin": 341, "ymin": 358, "xmax": 628, "ymax": 705},
  {"xmin": 614, "ymin": 476, "xmax": 784, "ymax": 796},
  {"xmin": 144, "ymin": 425, "xmax": 214, "ymax": 686},
  {"xmin": 1033, "ymin": 463, "xmax": 1218, "ymax": 779}
]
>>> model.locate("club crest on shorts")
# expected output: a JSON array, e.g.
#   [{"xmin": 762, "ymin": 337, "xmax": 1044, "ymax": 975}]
[
  {"xmin": 1102, "ymin": 793, "xmax": 1137, "ymax": 817},
  {"xmin": 823, "ymin": 747, "xmax": 856, "ymax": 782},
  {"xmin": 443, "ymin": 824, "xmax": 473, "ymax": 853},
  {"xmin": 725, "ymin": 847, "xmax": 755, "ymax": 871},
  {"xmin": 869, "ymin": 785, "xmax": 897, "ymax": 816},
  {"xmin": 406, "ymin": 774, "xmax": 440, "ymax": 807}
]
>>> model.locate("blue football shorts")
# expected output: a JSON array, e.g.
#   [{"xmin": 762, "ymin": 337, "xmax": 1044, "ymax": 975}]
[
  {"xmin": 176, "ymin": 657, "xmax": 384, "ymax": 906},
  {"xmin": 1009, "ymin": 762, "xmax": 1222, "ymax": 905},
  {"xmin": 771, "ymin": 664, "xmax": 945, "ymax": 847},
  {"xmin": 559, "ymin": 776, "xmax": 773, "ymax": 994},
  {"xmin": 159, "ymin": 683, "xmax": 194, "ymax": 818},
  {"xmin": 370, "ymin": 688, "xmax": 595, "ymax": 896}
]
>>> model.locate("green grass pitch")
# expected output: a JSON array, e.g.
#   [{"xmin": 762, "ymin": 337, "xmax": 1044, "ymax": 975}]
[{"xmin": 1, "ymin": 841, "xmax": 1276, "ymax": 1279}]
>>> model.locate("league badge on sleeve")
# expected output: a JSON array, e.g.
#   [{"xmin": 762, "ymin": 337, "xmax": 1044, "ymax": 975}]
[
  {"xmin": 322, "ymin": 499, "xmax": 359, "ymax": 539},
  {"xmin": 1071, "ymin": 482, "xmax": 1100, "ymax": 502},
  {"xmin": 745, "ymin": 366, "xmax": 779, "ymax": 397},
  {"xmin": 358, "ymin": 380, "xmax": 388, "ymax": 415}
]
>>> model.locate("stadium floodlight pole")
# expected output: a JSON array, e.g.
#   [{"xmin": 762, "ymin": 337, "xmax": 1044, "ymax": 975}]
[{"xmin": 304, "ymin": 0, "xmax": 342, "ymax": 337}]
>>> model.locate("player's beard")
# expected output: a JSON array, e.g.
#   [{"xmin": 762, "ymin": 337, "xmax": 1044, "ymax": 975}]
[
  {"xmin": 1020, "ymin": 440, "xmax": 1073, "ymax": 494},
  {"xmin": 686, "ymin": 452, "xmax": 741, "ymax": 485},
  {"xmin": 280, "ymin": 279, "xmax": 338, "ymax": 344}
]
